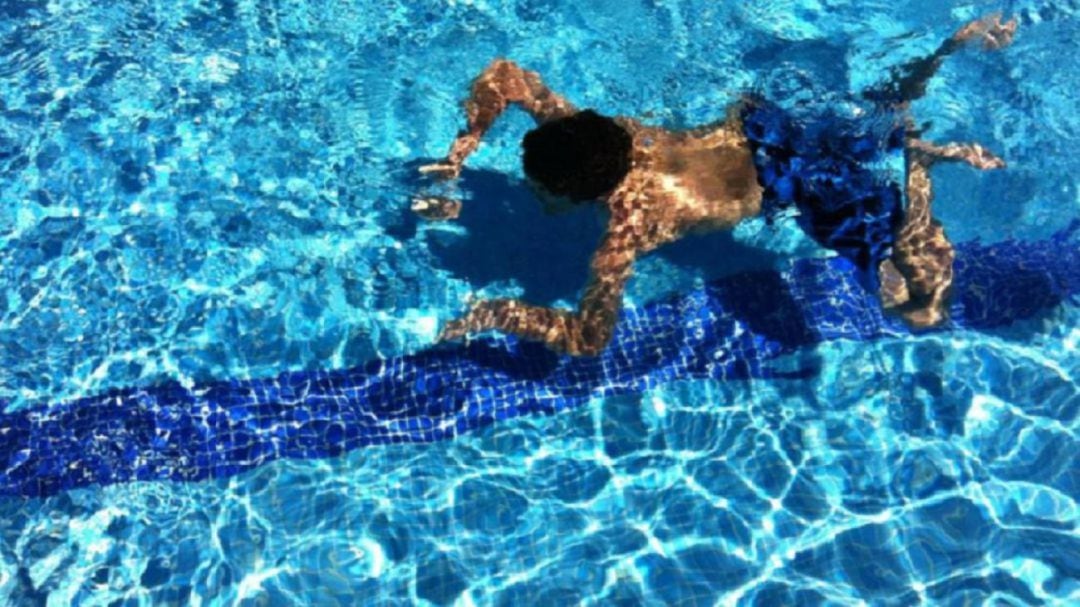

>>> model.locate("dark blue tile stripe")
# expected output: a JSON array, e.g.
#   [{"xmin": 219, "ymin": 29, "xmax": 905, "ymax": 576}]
[{"xmin": 2, "ymin": 222, "xmax": 1077, "ymax": 499}]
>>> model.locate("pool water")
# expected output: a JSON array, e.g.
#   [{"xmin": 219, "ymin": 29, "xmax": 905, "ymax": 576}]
[{"xmin": 1, "ymin": 0, "xmax": 1078, "ymax": 604}]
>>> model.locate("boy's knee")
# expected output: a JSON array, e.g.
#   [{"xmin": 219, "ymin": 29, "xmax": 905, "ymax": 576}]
[
  {"xmin": 484, "ymin": 58, "xmax": 521, "ymax": 76},
  {"xmin": 568, "ymin": 319, "xmax": 614, "ymax": 356}
]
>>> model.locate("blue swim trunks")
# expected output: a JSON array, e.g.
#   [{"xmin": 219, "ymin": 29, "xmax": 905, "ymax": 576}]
[{"xmin": 741, "ymin": 98, "xmax": 907, "ymax": 285}]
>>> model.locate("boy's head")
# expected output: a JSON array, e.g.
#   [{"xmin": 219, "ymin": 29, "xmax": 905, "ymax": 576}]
[{"xmin": 522, "ymin": 110, "xmax": 632, "ymax": 202}]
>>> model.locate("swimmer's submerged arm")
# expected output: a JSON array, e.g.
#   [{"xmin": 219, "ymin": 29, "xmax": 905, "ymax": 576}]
[
  {"xmin": 422, "ymin": 59, "xmax": 577, "ymax": 178},
  {"xmin": 439, "ymin": 230, "xmax": 637, "ymax": 356}
]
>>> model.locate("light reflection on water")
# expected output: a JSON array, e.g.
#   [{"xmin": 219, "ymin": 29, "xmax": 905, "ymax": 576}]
[{"xmin": 0, "ymin": 0, "xmax": 1077, "ymax": 604}]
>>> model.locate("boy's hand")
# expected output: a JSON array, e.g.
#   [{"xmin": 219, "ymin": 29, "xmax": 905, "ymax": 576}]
[
  {"xmin": 418, "ymin": 161, "xmax": 462, "ymax": 180},
  {"xmin": 411, "ymin": 195, "xmax": 462, "ymax": 220}
]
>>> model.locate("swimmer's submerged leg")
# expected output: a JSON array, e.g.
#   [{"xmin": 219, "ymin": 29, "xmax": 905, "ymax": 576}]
[
  {"xmin": 439, "ymin": 232, "xmax": 636, "ymax": 356},
  {"xmin": 880, "ymin": 150, "xmax": 955, "ymax": 327},
  {"xmin": 880, "ymin": 140, "xmax": 1005, "ymax": 327},
  {"xmin": 865, "ymin": 13, "xmax": 1017, "ymax": 106},
  {"xmin": 907, "ymin": 140, "xmax": 1006, "ymax": 170}
]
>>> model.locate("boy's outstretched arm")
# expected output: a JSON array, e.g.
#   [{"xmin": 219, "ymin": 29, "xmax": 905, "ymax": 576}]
[
  {"xmin": 420, "ymin": 59, "xmax": 577, "ymax": 180},
  {"xmin": 438, "ymin": 228, "xmax": 638, "ymax": 356}
]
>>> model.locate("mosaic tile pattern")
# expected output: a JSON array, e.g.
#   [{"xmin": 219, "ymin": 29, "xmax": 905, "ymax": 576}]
[{"xmin": 2, "ymin": 224, "xmax": 1076, "ymax": 499}]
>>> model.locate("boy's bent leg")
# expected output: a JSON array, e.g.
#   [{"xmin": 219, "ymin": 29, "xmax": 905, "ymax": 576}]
[
  {"xmin": 882, "ymin": 151, "xmax": 956, "ymax": 328},
  {"xmin": 864, "ymin": 13, "xmax": 1017, "ymax": 106},
  {"xmin": 883, "ymin": 135, "xmax": 1007, "ymax": 326},
  {"xmin": 907, "ymin": 140, "xmax": 1006, "ymax": 170}
]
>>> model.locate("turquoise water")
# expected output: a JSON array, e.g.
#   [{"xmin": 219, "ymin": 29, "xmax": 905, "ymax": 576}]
[{"xmin": 1, "ymin": 0, "xmax": 1078, "ymax": 604}]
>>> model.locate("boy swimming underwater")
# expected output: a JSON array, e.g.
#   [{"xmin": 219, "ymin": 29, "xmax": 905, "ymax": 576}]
[{"xmin": 415, "ymin": 14, "xmax": 1017, "ymax": 356}]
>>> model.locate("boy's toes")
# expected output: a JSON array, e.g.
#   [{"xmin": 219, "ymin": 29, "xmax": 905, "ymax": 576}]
[
  {"xmin": 955, "ymin": 13, "xmax": 1018, "ymax": 50},
  {"xmin": 969, "ymin": 145, "xmax": 1006, "ymax": 170},
  {"xmin": 878, "ymin": 259, "xmax": 911, "ymax": 309},
  {"xmin": 983, "ymin": 16, "xmax": 1018, "ymax": 50}
]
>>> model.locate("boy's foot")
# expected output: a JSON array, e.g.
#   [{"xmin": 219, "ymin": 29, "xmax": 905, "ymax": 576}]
[
  {"xmin": 909, "ymin": 140, "xmax": 1006, "ymax": 170},
  {"xmin": 954, "ymin": 14, "xmax": 1018, "ymax": 50}
]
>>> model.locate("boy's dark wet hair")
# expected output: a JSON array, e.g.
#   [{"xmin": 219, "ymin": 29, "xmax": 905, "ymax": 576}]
[{"xmin": 522, "ymin": 110, "xmax": 632, "ymax": 202}]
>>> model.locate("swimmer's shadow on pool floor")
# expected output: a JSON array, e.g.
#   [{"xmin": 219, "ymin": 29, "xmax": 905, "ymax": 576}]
[
  {"xmin": 398, "ymin": 166, "xmax": 787, "ymax": 301},
  {"xmin": 395, "ymin": 166, "xmax": 1076, "ymax": 369},
  {"xmin": 394, "ymin": 165, "xmax": 822, "ymax": 376}
]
